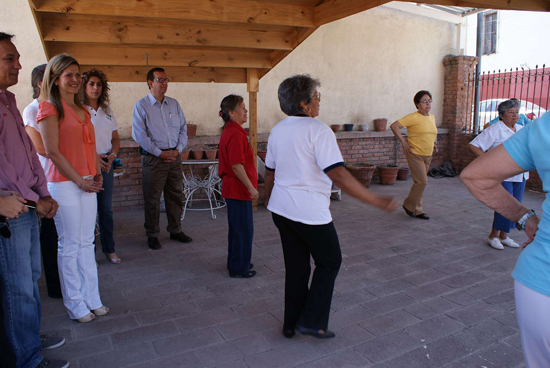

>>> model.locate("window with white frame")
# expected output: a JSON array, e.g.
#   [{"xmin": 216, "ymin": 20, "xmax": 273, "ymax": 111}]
[{"xmin": 483, "ymin": 11, "xmax": 498, "ymax": 55}]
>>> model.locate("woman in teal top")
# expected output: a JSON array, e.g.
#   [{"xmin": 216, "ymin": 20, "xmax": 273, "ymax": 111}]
[{"xmin": 461, "ymin": 113, "xmax": 548, "ymax": 368}]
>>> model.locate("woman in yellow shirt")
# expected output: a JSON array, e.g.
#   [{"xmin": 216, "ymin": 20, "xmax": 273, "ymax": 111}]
[{"xmin": 390, "ymin": 90, "xmax": 438, "ymax": 220}]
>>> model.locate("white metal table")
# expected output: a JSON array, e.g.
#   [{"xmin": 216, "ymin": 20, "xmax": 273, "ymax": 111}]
[{"xmin": 181, "ymin": 160, "xmax": 225, "ymax": 219}]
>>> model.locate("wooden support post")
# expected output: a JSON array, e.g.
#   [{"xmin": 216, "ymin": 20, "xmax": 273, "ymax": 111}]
[{"xmin": 247, "ymin": 68, "xmax": 259, "ymax": 209}]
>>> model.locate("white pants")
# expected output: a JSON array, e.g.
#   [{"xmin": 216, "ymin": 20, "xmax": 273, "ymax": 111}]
[
  {"xmin": 48, "ymin": 181, "xmax": 102, "ymax": 320},
  {"xmin": 515, "ymin": 280, "xmax": 550, "ymax": 368}
]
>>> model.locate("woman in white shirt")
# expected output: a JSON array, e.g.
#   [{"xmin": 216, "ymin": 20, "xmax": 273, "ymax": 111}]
[
  {"xmin": 469, "ymin": 99, "xmax": 529, "ymax": 250},
  {"xmin": 82, "ymin": 69, "xmax": 121, "ymax": 264},
  {"xmin": 265, "ymin": 75, "xmax": 397, "ymax": 339}
]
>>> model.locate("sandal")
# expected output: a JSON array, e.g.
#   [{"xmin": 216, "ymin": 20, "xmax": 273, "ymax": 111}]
[
  {"xmin": 77, "ymin": 312, "xmax": 95, "ymax": 323},
  {"xmin": 105, "ymin": 253, "xmax": 121, "ymax": 264},
  {"xmin": 92, "ymin": 306, "xmax": 109, "ymax": 316}
]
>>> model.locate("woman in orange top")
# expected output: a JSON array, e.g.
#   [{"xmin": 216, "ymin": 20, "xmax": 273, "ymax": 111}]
[{"xmin": 38, "ymin": 54, "xmax": 108, "ymax": 323}]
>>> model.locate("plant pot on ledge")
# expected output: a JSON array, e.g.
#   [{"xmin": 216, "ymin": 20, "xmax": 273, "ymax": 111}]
[
  {"xmin": 330, "ymin": 124, "xmax": 341, "ymax": 133},
  {"xmin": 187, "ymin": 124, "xmax": 197, "ymax": 139},
  {"xmin": 343, "ymin": 124, "xmax": 354, "ymax": 131},
  {"xmin": 346, "ymin": 163, "xmax": 375, "ymax": 188},
  {"xmin": 377, "ymin": 164, "xmax": 399, "ymax": 185},
  {"xmin": 374, "ymin": 118, "xmax": 388, "ymax": 132}
]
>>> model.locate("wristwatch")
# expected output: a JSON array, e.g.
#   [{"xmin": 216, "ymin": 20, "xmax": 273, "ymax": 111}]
[{"xmin": 516, "ymin": 209, "xmax": 537, "ymax": 231}]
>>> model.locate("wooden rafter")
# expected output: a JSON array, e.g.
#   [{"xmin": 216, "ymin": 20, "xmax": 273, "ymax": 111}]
[{"xmin": 28, "ymin": 0, "xmax": 550, "ymax": 84}]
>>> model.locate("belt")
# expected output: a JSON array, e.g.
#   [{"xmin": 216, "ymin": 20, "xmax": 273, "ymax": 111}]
[{"xmin": 161, "ymin": 147, "xmax": 177, "ymax": 151}]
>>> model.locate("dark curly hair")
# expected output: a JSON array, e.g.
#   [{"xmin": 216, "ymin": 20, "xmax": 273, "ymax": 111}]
[{"xmin": 81, "ymin": 68, "xmax": 110, "ymax": 109}]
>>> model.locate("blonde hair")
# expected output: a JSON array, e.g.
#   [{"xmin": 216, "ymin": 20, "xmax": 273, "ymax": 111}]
[{"xmin": 41, "ymin": 54, "xmax": 84, "ymax": 121}]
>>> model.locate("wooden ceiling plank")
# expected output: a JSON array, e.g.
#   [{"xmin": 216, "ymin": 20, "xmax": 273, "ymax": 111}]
[
  {"xmin": 412, "ymin": 0, "xmax": 550, "ymax": 11},
  {"xmin": 27, "ymin": 0, "xmax": 49, "ymax": 59},
  {"xmin": 46, "ymin": 42, "xmax": 273, "ymax": 69},
  {"xmin": 36, "ymin": 0, "xmax": 315, "ymax": 28},
  {"xmin": 41, "ymin": 13, "xmax": 294, "ymax": 50},
  {"xmin": 79, "ymin": 65, "xmax": 249, "ymax": 83},
  {"xmin": 314, "ymin": 0, "xmax": 392, "ymax": 26}
]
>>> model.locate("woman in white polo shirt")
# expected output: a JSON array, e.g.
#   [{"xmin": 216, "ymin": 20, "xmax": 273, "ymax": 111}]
[
  {"xmin": 264, "ymin": 75, "xmax": 397, "ymax": 339},
  {"xmin": 469, "ymin": 99, "xmax": 529, "ymax": 250},
  {"xmin": 82, "ymin": 69, "xmax": 121, "ymax": 264}
]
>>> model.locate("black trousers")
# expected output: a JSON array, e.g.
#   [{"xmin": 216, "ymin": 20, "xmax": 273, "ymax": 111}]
[
  {"xmin": 142, "ymin": 154, "xmax": 184, "ymax": 238},
  {"xmin": 226, "ymin": 199, "xmax": 254, "ymax": 275},
  {"xmin": 40, "ymin": 218, "xmax": 61, "ymax": 298},
  {"xmin": 272, "ymin": 213, "xmax": 341, "ymax": 331}
]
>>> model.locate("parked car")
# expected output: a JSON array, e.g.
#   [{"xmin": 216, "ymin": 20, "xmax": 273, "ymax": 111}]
[{"xmin": 476, "ymin": 99, "xmax": 547, "ymax": 127}]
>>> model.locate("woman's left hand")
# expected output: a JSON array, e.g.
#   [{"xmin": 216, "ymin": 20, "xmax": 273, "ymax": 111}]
[{"xmin": 99, "ymin": 153, "xmax": 115, "ymax": 173}]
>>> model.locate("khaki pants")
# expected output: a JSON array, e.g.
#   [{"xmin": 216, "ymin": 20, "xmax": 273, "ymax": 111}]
[
  {"xmin": 142, "ymin": 154, "xmax": 183, "ymax": 238},
  {"xmin": 403, "ymin": 151, "xmax": 432, "ymax": 215}
]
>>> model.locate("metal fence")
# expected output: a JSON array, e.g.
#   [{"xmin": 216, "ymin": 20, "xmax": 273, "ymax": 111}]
[{"xmin": 463, "ymin": 65, "xmax": 550, "ymax": 133}]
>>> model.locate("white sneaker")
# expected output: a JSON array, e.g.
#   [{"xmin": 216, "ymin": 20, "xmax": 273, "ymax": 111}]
[
  {"xmin": 488, "ymin": 237, "xmax": 504, "ymax": 250},
  {"xmin": 500, "ymin": 237, "xmax": 520, "ymax": 248}
]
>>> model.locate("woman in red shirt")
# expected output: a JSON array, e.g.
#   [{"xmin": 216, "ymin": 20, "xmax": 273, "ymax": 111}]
[
  {"xmin": 218, "ymin": 95, "xmax": 258, "ymax": 278},
  {"xmin": 38, "ymin": 54, "xmax": 108, "ymax": 323}
]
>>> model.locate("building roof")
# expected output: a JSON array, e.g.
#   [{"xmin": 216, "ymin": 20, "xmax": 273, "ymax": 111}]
[{"xmin": 28, "ymin": 0, "xmax": 550, "ymax": 83}]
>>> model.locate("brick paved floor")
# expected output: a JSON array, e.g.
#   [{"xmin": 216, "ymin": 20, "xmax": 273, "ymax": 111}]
[{"xmin": 39, "ymin": 177, "xmax": 545, "ymax": 368}]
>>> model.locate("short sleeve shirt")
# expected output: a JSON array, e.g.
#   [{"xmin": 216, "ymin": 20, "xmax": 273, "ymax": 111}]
[
  {"xmin": 470, "ymin": 121, "xmax": 529, "ymax": 182},
  {"xmin": 37, "ymin": 101, "xmax": 98, "ymax": 182},
  {"xmin": 504, "ymin": 114, "xmax": 550, "ymax": 297},
  {"xmin": 23, "ymin": 98, "xmax": 52, "ymax": 177},
  {"xmin": 265, "ymin": 116, "xmax": 344, "ymax": 225},
  {"xmin": 86, "ymin": 105, "xmax": 118, "ymax": 154},
  {"xmin": 218, "ymin": 121, "xmax": 258, "ymax": 201},
  {"xmin": 399, "ymin": 112, "xmax": 437, "ymax": 156}
]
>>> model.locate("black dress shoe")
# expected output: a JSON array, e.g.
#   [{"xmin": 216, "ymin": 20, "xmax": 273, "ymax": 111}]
[
  {"xmin": 170, "ymin": 232, "xmax": 193, "ymax": 243},
  {"xmin": 282, "ymin": 328, "xmax": 295, "ymax": 338},
  {"xmin": 148, "ymin": 237, "xmax": 161, "ymax": 250},
  {"xmin": 297, "ymin": 325, "xmax": 336, "ymax": 339},
  {"xmin": 229, "ymin": 270, "xmax": 257, "ymax": 278},
  {"xmin": 403, "ymin": 205, "xmax": 415, "ymax": 217},
  {"xmin": 415, "ymin": 213, "xmax": 430, "ymax": 220},
  {"xmin": 249, "ymin": 263, "xmax": 254, "ymax": 270}
]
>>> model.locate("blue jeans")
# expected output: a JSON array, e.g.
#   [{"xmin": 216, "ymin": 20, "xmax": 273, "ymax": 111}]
[
  {"xmin": 226, "ymin": 199, "xmax": 253, "ymax": 275},
  {"xmin": 0, "ymin": 210, "xmax": 43, "ymax": 368},
  {"xmin": 493, "ymin": 179, "xmax": 526, "ymax": 233},
  {"xmin": 97, "ymin": 164, "xmax": 116, "ymax": 254}
]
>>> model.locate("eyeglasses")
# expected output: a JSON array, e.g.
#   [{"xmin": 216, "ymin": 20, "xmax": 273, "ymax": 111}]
[
  {"xmin": 153, "ymin": 78, "xmax": 170, "ymax": 83},
  {"xmin": 314, "ymin": 92, "xmax": 321, "ymax": 100},
  {"xmin": 0, "ymin": 216, "xmax": 11, "ymax": 239},
  {"xmin": 420, "ymin": 99, "xmax": 432, "ymax": 104}
]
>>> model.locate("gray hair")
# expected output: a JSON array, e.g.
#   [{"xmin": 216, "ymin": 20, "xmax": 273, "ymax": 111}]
[
  {"xmin": 498, "ymin": 99, "xmax": 520, "ymax": 120},
  {"xmin": 278, "ymin": 74, "xmax": 321, "ymax": 116}
]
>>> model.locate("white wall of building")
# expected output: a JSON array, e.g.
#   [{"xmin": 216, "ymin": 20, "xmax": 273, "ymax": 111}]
[
  {"xmin": 465, "ymin": 10, "xmax": 550, "ymax": 72},
  {"xmin": 3, "ymin": 0, "xmax": 457, "ymax": 139}
]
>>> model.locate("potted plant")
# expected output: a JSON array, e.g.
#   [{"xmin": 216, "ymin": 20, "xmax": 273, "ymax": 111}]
[
  {"xmin": 330, "ymin": 124, "xmax": 341, "ymax": 133},
  {"xmin": 377, "ymin": 163, "xmax": 399, "ymax": 185},
  {"xmin": 397, "ymin": 167, "xmax": 410, "ymax": 181},
  {"xmin": 374, "ymin": 118, "xmax": 388, "ymax": 132},
  {"xmin": 360, "ymin": 124, "xmax": 369, "ymax": 131},
  {"xmin": 181, "ymin": 148, "xmax": 190, "ymax": 161},
  {"xmin": 187, "ymin": 123, "xmax": 197, "ymax": 138},
  {"xmin": 346, "ymin": 163, "xmax": 375, "ymax": 188},
  {"xmin": 343, "ymin": 123, "xmax": 354, "ymax": 131},
  {"xmin": 205, "ymin": 147, "xmax": 218, "ymax": 160},
  {"xmin": 191, "ymin": 145, "xmax": 204, "ymax": 160}
]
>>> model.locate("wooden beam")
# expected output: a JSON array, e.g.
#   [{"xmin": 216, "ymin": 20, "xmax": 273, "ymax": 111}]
[
  {"xmin": 41, "ymin": 13, "xmax": 295, "ymax": 50},
  {"xmin": 27, "ymin": 0, "xmax": 49, "ymax": 60},
  {"xmin": 247, "ymin": 68, "xmax": 259, "ymax": 209},
  {"xmin": 79, "ymin": 65, "xmax": 250, "ymax": 83},
  {"xmin": 315, "ymin": 0, "xmax": 391, "ymax": 26},
  {"xmin": 35, "ymin": 0, "xmax": 316, "ymax": 28},
  {"xmin": 46, "ymin": 42, "xmax": 273, "ymax": 69},
  {"xmin": 412, "ymin": 0, "xmax": 550, "ymax": 11}
]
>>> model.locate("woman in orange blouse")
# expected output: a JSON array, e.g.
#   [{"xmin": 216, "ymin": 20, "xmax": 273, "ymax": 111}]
[{"xmin": 39, "ymin": 54, "xmax": 108, "ymax": 323}]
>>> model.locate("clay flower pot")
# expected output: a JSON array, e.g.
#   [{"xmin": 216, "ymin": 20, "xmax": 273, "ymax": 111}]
[
  {"xmin": 191, "ymin": 148, "xmax": 204, "ymax": 160},
  {"xmin": 181, "ymin": 149, "xmax": 190, "ymax": 161},
  {"xmin": 187, "ymin": 124, "xmax": 197, "ymax": 139},
  {"xmin": 205, "ymin": 149, "xmax": 217, "ymax": 160},
  {"xmin": 397, "ymin": 167, "xmax": 410, "ymax": 181},
  {"xmin": 377, "ymin": 165, "xmax": 399, "ymax": 185},
  {"xmin": 330, "ymin": 124, "xmax": 341, "ymax": 133},
  {"xmin": 374, "ymin": 118, "xmax": 388, "ymax": 132},
  {"xmin": 343, "ymin": 124, "xmax": 354, "ymax": 131},
  {"xmin": 347, "ymin": 163, "xmax": 375, "ymax": 188}
]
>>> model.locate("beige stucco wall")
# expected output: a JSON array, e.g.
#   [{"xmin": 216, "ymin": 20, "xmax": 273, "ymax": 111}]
[{"xmin": 3, "ymin": 1, "xmax": 456, "ymax": 139}]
